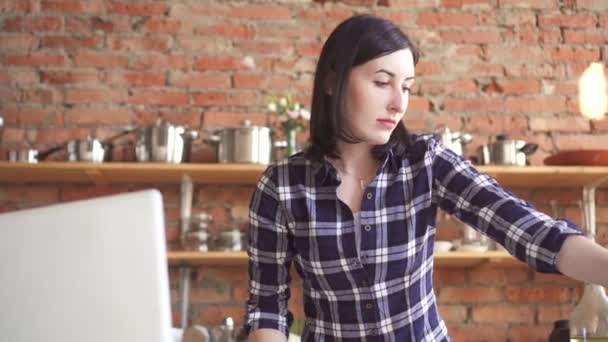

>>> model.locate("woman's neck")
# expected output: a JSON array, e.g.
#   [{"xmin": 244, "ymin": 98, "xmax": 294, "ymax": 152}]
[{"xmin": 333, "ymin": 141, "xmax": 378, "ymax": 176}]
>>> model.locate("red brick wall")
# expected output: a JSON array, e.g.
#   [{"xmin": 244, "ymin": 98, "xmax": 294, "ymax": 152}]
[{"xmin": 1, "ymin": 0, "xmax": 608, "ymax": 340}]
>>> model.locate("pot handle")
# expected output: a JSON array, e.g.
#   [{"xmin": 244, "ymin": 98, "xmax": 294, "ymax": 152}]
[
  {"xmin": 37, "ymin": 143, "xmax": 66, "ymax": 161},
  {"xmin": 519, "ymin": 143, "xmax": 539, "ymax": 155}
]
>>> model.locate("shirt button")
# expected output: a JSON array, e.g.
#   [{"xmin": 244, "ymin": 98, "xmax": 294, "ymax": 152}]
[
  {"xmin": 369, "ymin": 328, "xmax": 377, "ymax": 334},
  {"xmin": 364, "ymin": 224, "xmax": 371, "ymax": 231},
  {"xmin": 365, "ymin": 303, "xmax": 373, "ymax": 309},
  {"xmin": 366, "ymin": 192, "xmax": 373, "ymax": 199}
]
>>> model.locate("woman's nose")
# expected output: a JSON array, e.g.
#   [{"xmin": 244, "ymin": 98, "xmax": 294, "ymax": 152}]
[{"xmin": 388, "ymin": 89, "xmax": 407, "ymax": 113}]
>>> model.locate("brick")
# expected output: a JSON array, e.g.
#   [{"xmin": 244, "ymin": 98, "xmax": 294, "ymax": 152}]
[
  {"xmin": 546, "ymin": 47, "xmax": 600, "ymax": 62},
  {"xmin": 105, "ymin": 71, "xmax": 166, "ymax": 87},
  {"xmin": 130, "ymin": 55, "xmax": 191, "ymax": 71},
  {"xmin": 109, "ymin": 1, "xmax": 167, "ymax": 16},
  {"xmin": 170, "ymin": 72, "xmax": 230, "ymax": 89},
  {"xmin": 2, "ymin": 15, "xmax": 62, "ymax": 31},
  {"xmin": 468, "ymin": 63, "xmax": 505, "ymax": 77},
  {"xmin": 506, "ymin": 63, "xmax": 566, "ymax": 79},
  {"xmin": 508, "ymin": 325, "xmax": 553, "ymax": 342},
  {"xmin": 378, "ymin": 0, "xmax": 443, "ymax": 7},
  {"xmin": 5, "ymin": 54, "xmax": 64, "ymax": 67},
  {"xmin": 408, "ymin": 96, "xmax": 431, "ymax": 112},
  {"xmin": 505, "ymin": 286, "xmax": 573, "ymax": 304},
  {"xmin": 41, "ymin": 0, "xmax": 105, "ymax": 14},
  {"xmin": 591, "ymin": 119, "xmax": 608, "ymax": 132},
  {"xmin": 447, "ymin": 325, "xmax": 508, "ymax": 341},
  {"xmin": 465, "ymin": 114, "xmax": 528, "ymax": 133},
  {"xmin": 74, "ymin": 52, "xmax": 129, "ymax": 68},
  {"xmin": 440, "ymin": 30, "xmax": 501, "ymax": 44},
  {"xmin": 438, "ymin": 286, "xmax": 504, "ymax": 303},
  {"xmin": 21, "ymin": 88, "xmax": 63, "ymax": 104},
  {"xmin": 233, "ymin": 74, "xmax": 291, "ymax": 90},
  {"xmin": 419, "ymin": 79, "xmax": 477, "ymax": 96},
  {"xmin": 194, "ymin": 23, "xmax": 255, "ymax": 39},
  {"xmin": 433, "ymin": 267, "xmax": 468, "ymax": 284},
  {"xmin": 529, "ymin": 116, "xmax": 590, "ymax": 133},
  {"xmin": 136, "ymin": 109, "xmax": 201, "ymax": 127},
  {"xmin": 168, "ymin": 4, "xmax": 230, "ymax": 18},
  {"xmin": 230, "ymin": 6, "xmax": 291, "ymax": 20},
  {"xmin": 509, "ymin": 29, "xmax": 562, "ymax": 44},
  {"xmin": 437, "ymin": 305, "xmax": 467, "ymax": 323},
  {"xmin": 0, "ymin": 127, "xmax": 25, "ymax": 143},
  {"xmin": 537, "ymin": 305, "xmax": 572, "ymax": 324},
  {"xmin": 109, "ymin": 36, "xmax": 170, "ymax": 52},
  {"xmin": 193, "ymin": 56, "xmax": 243, "ymax": 71},
  {"xmin": 417, "ymin": 12, "xmax": 477, "ymax": 26},
  {"xmin": 496, "ymin": 80, "xmax": 541, "ymax": 95},
  {"xmin": 505, "ymin": 97, "xmax": 568, "ymax": 113},
  {"xmin": 533, "ymin": 272, "xmax": 581, "ymax": 286},
  {"xmin": 175, "ymin": 37, "xmax": 232, "ymax": 53},
  {"xmin": 64, "ymin": 89, "xmax": 127, "ymax": 104},
  {"xmin": 202, "ymin": 111, "xmax": 267, "ymax": 128},
  {"xmin": 191, "ymin": 92, "xmax": 228, "ymax": 106},
  {"xmin": 498, "ymin": 10, "xmax": 536, "ymax": 28},
  {"xmin": 41, "ymin": 71, "xmax": 101, "ymax": 85},
  {"xmin": 227, "ymin": 91, "xmax": 258, "ymax": 107},
  {"xmin": 441, "ymin": 0, "xmax": 495, "ymax": 8},
  {"xmin": 564, "ymin": 30, "xmax": 608, "ymax": 44},
  {"xmin": 128, "ymin": 90, "xmax": 189, "ymax": 105},
  {"xmin": 65, "ymin": 16, "xmax": 130, "ymax": 33},
  {"xmin": 3, "ymin": 186, "xmax": 59, "ymax": 204},
  {"xmin": 486, "ymin": 46, "xmax": 544, "ymax": 63},
  {"xmin": 0, "ymin": 69, "xmax": 38, "ymax": 87},
  {"xmin": 554, "ymin": 134, "xmax": 608, "ymax": 150},
  {"xmin": 34, "ymin": 128, "xmax": 89, "ymax": 144},
  {"xmin": 189, "ymin": 286, "xmax": 232, "ymax": 304},
  {"xmin": 0, "ymin": 0, "xmax": 40, "ymax": 14},
  {"xmin": 539, "ymin": 14, "xmax": 596, "ymax": 28},
  {"xmin": 0, "ymin": 33, "xmax": 38, "ymax": 51},
  {"xmin": 195, "ymin": 305, "xmax": 245, "ymax": 327},
  {"xmin": 472, "ymin": 305, "xmax": 534, "ymax": 323},
  {"xmin": 142, "ymin": 18, "xmax": 184, "ymax": 34},
  {"xmin": 41, "ymin": 35, "xmax": 103, "ymax": 49},
  {"xmin": 577, "ymin": 0, "xmax": 608, "ymax": 10},
  {"xmin": 233, "ymin": 41, "xmax": 294, "ymax": 56},
  {"xmin": 498, "ymin": 0, "xmax": 557, "ymax": 8},
  {"xmin": 468, "ymin": 264, "xmax": 529, "ymax": 284},
  {"xmin": 443, "ymin": 97, "xmax": 504, "ymax": 112},
  {"xmin": 65, "ymin": 107, "xmax": 133, "ymax": 126},
  {"xmin": 297, "ymin": 42, "xmax": 323, "ymax": 57}
]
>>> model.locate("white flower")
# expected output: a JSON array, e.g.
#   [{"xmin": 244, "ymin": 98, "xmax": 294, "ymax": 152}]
[
  {"xmin": 287, "ymin": 110, "xmax": 299, "ymax": 120},
  {"xmin": 293, "ymin": 102, "xmax": 301, "ymax": 111},
  {"xmin": 267, "ymin": 102, "xmax": 277, "ymax": 112},
  {"xmin": 279, "ymin": 97, "xmax": 288, "ymax": 107},
  {"xmin": 299, "ymin": 109, "xmax": 311, "ymax": 120}
]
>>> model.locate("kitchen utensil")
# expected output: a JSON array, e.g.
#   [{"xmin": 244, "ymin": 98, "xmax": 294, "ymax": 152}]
[
  {"xmin": 434, "ymin": 241, "xmax": 453, "ymax": 252},
  {"xmin": 7, "ymin": 144, "xmax": 66, "ymax": 163},
  {"xmin": 476, "ymin": 134, "xmax": 538, "ymax": 166},
  {"xmin": 212, "ymin": 229, "xmax": 245, "ymax": 251},
  {"xmin": 66, "ymin": 136, "xmax": 111, "ymax": 162},
  {"xmin": 136, "ymin": 119, "xmax": 199, "ymax": 163},
  {"xmin": 544, "ymin": 150, "xmax": 608, "ymax": 166},
  {"xmin": 436, "ymin": 126, "xmax": 473, "ymax": 156},
  {"xmin": 205, "ymin": 120, "xmax": 284, "ymax": 164}
]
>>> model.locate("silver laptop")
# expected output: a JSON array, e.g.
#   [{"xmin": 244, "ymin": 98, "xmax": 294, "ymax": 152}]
[{"xmin": 0, "ymin": 189, "xmax": 173, "ymax": 342}]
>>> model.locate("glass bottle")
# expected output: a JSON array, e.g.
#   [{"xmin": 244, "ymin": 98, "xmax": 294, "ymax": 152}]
[{"xmin": 568, "ymin": 283, "xmax": 608, "ymax": 341}]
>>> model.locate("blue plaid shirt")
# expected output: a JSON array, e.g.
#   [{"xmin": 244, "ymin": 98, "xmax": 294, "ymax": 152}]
[{"xmin": 245, "ymin": 134, "xmax": 581, "ymax": 341}]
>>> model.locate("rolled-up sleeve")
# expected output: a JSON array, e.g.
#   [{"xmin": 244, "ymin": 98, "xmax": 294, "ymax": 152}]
[
  {"xmin": 244, "ymin": 165, "xmax": 294, "ymax": 337},
  {"xmin": 429, "ymin": 137, "xmax": 583, "ymax": 273}
]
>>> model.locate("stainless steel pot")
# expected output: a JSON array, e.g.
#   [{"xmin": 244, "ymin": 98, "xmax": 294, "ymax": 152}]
[
  {"xmin": 206, "ymin": 120, "xmax": 283, "ymax": 164},
  {"xmin": 477, "ymin": 134, "xmax": 538, "ymax": 166},
  {"xmin": 135, "ymin": 120, "xmax": 199, "ymax": 163},
  {"xmin": 437, "ymin": 127, "xmax": 473, "ymax": 156},
  {"xmin": 67, "ymin": 137, "xmax": 110, "ymax": 162}
]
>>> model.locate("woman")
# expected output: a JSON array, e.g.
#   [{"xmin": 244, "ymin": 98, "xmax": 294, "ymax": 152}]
[{"xmin": 245, "ymin": 14, "xmax": 608, "ymax": 341}]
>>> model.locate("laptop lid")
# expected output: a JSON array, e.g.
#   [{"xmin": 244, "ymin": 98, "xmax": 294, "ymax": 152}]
[{"xmin": 0, "ymin": 189, "xmax": 172, "ymax": 342}]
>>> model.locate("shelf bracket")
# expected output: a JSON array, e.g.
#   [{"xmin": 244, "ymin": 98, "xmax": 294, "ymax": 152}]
[
  {"xmin": 84, "ymin": 169, "xmax": 109, "ymax": 186},
  {"xmin": 582, "ymin": 175, "xmax": 608, "ymax": 240},
  {"xmin": 179, "ymin": 264, "xmax": 192, "ymax": 330}
]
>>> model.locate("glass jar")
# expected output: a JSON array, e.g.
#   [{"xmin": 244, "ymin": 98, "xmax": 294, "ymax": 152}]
[{"xmin": 569, "ymin": 284, "xmax": 608, "ymax": 341}]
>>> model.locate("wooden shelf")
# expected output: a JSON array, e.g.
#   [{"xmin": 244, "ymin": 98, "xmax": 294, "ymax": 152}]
[
  {"xmin": 1, "ymin": 162, "xmax": 608, "ymax": 187},
  {"xmin": 166, "ymin": 251, "xmax": 525, "ymax": 268},
  {"xmin": 0, "ymin": 161, "xmax": 266, "ymax": 185}
]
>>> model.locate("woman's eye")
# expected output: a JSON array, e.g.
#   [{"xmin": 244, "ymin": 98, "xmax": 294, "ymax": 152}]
[
  {"xmin": 374, "ymin": 81, "xmax": 389, "ymax": 87},
  {"xmin": 402, "ymin": 86, "xmax": 411, "ymax": 93}
]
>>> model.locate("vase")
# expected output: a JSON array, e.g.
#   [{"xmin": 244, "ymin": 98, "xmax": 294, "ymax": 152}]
[{"xmin": 284, "ymin": 128, "xmax": 299, "ymax": 157}]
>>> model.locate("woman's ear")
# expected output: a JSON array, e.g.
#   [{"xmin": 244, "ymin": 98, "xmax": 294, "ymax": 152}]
[{"xmin": 324, "ymin": 71, "xmax": 336, "ymax": 95}]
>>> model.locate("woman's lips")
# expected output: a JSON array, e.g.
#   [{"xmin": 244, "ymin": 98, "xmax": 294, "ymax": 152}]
[{"xmin": 376, "ymin": 118, "xmax": 396, "ymax": 129}]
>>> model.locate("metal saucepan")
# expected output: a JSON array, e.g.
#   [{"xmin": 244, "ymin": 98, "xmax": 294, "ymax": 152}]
[
  {"xmin": 135, "ymin": 119, "xmax": 199, "ymax": 163},
  {"xmin": 205, "ymin": 120, "xmax": 285, "ymax": 164},
  {"xmin": 436, "ymin": 126, "xmax": 473, "ymax": 156},
  {"xmin": 476, "ymin": 134, "xmax": 538, "ymax": 166}
]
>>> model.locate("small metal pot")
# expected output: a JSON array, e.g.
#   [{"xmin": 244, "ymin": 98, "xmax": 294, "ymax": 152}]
[
  {"xmin": 66, "ymin": 137, "xmax": 111, "ymax": 163},
  {"xmin": 437, "ymin": 127, "xmax": 473, "ymax": 156},
  {"xmin": 477, "ymin": 134, "xmax": 538, "ymax": 166},
  {"xmin": 135, "ymin": 119, "xmax": 199, "ymax": 163},
  {"xmin": 206, "ymin": 120, "xmax": 283, "ymax": 164},
  {"xmin": 8, "ymin": 149, "xmax": 40, "ymax": 163}
]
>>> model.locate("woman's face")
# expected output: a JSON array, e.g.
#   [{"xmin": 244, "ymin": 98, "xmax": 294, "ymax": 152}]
[{"xmin": 340, "ymin": 48, "xmax": 415, "ymax": 146}]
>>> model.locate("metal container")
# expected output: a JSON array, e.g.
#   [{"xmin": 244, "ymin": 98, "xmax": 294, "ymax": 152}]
[
  {"xmin": 8, "ymin": 149, "xmax": 40, "ymax": 163},
  {"xmin": 437, "ymin": 127, "xmax": 473, "ymax": 156},
  {"xmin": 207, "ymin": 120, "xmax": 281, "ymax": 164},
  {"xmin": 67, "ymin": 137, "xmax": 111, "ymax": 163},
  {"xmin": 477, "ymin": 134, "xmax": 538, "ymax": 166},
  {"xmin": 135, "ymin": 120, "xmax": 199, "ymax": 163}
]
